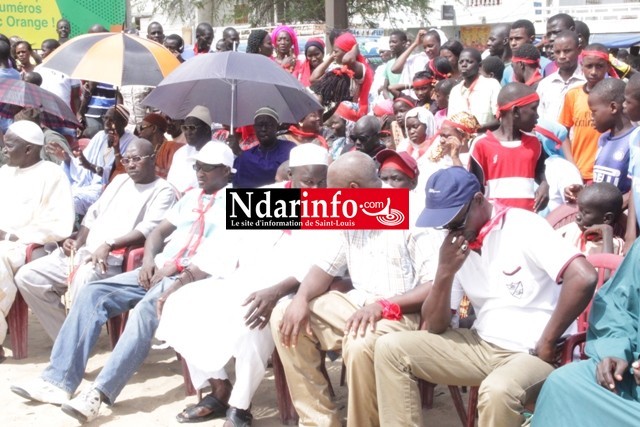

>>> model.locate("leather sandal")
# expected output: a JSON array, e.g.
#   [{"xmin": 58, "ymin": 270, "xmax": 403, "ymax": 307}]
[
  {"xmin": 224, "ymin": 406, "xmax": 253, "ymax": 427},
  {"xmin": 176, "ymin": 394, "xmax": 228, "ymax": 423}
]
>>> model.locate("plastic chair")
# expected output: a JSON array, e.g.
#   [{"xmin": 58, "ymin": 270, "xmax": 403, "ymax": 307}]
[
  {"xmin": 7, "ymin": 244, "xmax": 48, "ymax": 359},
  {"xmin": 546, "ymin": 203, "xmax": 579, "ymax": 230}
]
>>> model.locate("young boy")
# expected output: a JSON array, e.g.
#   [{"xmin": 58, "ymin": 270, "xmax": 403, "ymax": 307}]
[
  {"xmin": 557, "ymin": 182, "xmax": 624, "ymax": 255},
  {"xmin": 589, "ymin": 78, "xmax": 635, "ymax": 195},
  {"xmin": 624, "ymin": 73, "xmax": 640, "ymax": 251},
  {"xmin": 469, "ymin": 82, "xmax": 548, "ymax": 211},
  {"xmin": 479, "ymin": 55, "xmax": 505, "ymax": 83},
  {"xmin": 511, "ymin": 44, "xmax": 543, "ymax": 89},
  {"xmin": 559, "ymin": 43, "xmax": 610, "ymax": 183},
  {"xmin": 432, "ymin": 78, "xmax": 455, "ymax": 130}
]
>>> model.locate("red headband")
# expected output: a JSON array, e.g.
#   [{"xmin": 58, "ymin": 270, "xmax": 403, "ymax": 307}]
[
  {"xmin": 442, "ymin": 119, "xmax": 475, "ymax": 135},
  {"xmin": 428, "ymin": 60, "xmax": 450, "ymax": 80},
  {"xmin": 580, "ymin": 50, "xmax": 619, "ymax": 79},
  {"xmin": 413, "ymin": 78, "xmax": 435, "ymax": 88},
  {"xmin": 512, "ymin": 56, "xmax": 539, "ymax": 66},
  {"xmin": 395, "ymin": 97, "xmax": 416, "ymax": 109},
  {"xmin": 497, "ymin": 92, "xmax": 540, "ymax": 118},
  {"xmin": 380, "ymin": 156, "xmax": 417, "ymax": 180}
]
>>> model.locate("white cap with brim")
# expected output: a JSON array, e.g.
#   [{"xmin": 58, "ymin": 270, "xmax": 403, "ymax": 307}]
[
  {"xmin": 195, "ymin": 141, "xmax": 237, "ymax": 173},
  {"xmin": 186, "ymin": 105, "xmax": 212, "ymax": 126},
  {"xmin": 7, "ymin": 120, "xmax": 44, "ymax": 146},
  {"xmin": 289, "ymin": 143, "xmax": 329, "ymax": 167}
]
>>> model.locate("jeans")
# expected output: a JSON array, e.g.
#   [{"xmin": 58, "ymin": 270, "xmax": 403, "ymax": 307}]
[{"xmin": 41, "ymin": 269, "xmax": 175, "ymax": 405}]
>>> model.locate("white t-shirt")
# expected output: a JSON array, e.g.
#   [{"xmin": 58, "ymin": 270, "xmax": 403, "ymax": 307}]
[
  {"xmin": 450, "ymin": 208, "xmax": 582, "ymax": 352},
  {"xmin": 448, "ymin": 75, "xmax": 501, "ymax": 126},
  {"xmin": 34, "ymin": 65, "xmax": 80, "ymax": 109},
  {"xmin": 544, "ymin": 156, "xmax": 583, "ymax": 212},
  {"xmin": 166, "ymin": 144, "xmax": 199, "ymax": 193}
]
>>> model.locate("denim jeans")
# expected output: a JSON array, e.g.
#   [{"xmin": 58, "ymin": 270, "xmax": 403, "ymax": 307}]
[{"xmin": 41, "ymin": 268, "xmax": 175, "ymax": 405}]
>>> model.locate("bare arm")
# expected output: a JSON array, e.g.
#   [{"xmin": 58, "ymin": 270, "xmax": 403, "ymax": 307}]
[
  {"xmin": 624, "ymin": 191, "xmax": 637, "ymax": 254},
  {"xmin": 138, "ymin": 220, "xmax": 178, "ymax": 289},
  {"xmin": 310, "ymin": 53, "xmax": 335, "ymax": 85},
  {"xmin": 534, "ymin": 257, "xmax": 597, "ymax": 363},
  {"xmin": 391, "ymin": 29, "xmax": 426, "ymax": 74}
]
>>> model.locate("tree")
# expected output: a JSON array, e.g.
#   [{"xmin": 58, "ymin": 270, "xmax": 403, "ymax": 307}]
[{"xmin": 147, "ymin": 0, "xmax": 432, "ymax": 28}]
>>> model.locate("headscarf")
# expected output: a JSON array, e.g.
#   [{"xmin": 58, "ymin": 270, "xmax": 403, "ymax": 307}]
[
  {"xmin": 295, "ymin": 37, "xmax": 325, "ymax": 87},
  {"xmin": 404, "ymin": 107, "xmax": 436, "ymax": 141},
  {"xmin": 334, "ymin": 33, "xmax": 374, "ymax": 118},
  {"xmin": 271, "ymin": 25, "xmax": 299, "ymax": 57},
  {"xmin": 442, "ymin": 112, "xmax": 480, "ymax": 136}
]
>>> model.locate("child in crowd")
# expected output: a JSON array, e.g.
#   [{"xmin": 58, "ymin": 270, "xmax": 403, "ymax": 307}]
[
  {"xmin": 557, "ymin": 182, "xmax": 624, "ymax": 255},
  {"xmin": 479, "ymin": 55, "xmax": 505, "ymax": 83},
  {"xmin": 559, "ymin": 43, "xmax": 610, "ymax": 183},
  {"xmin": 588, "ymin": 78, "xmax": 635, "ymax": 196},
  {"xmin": 432, "ymin": 78, "xmax": 455, "ymax": 130},
  {"xmin": 390, "ymin": 95, "xmax": 417, "ymax": 148},
  {"xmin": 469, "ymin": 82, "xmax": 547, "ymax": 211},
  {"xmin": 623, "ymin": 73, "xmax": 640, "ymax": 252},
  {"xmin": 389, "ymin": 70, "xmax": 435, "ymax": 110}
]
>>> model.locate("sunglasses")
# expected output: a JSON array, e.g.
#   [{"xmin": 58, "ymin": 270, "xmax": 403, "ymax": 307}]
[
  {"xmin": 136, "ymin": 123, "xmax": 153, "ymax": 132},
  {"xmin": 438, "ymin": 203, "xmax": 472, "ymax": 231},
  {"xmin": 181, "ymin": 124, "xmax": 202, "ymax": 132},
  {"xmin": 349, "ymin": 133, "xmax": 374, "ymax": 142},
  {"xmin": 121, "ymin": 155, "xmax": 153, "ymax": 165},
  {"xmin": 193, "ymin": 163, "xmax": 225, "ymax": 172}
]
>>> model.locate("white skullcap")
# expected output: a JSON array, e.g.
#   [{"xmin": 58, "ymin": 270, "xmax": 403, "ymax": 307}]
[
  {"xmin": 195, "ymin": 141, "xmax": 237, "ymax": 173},
  {"xmin": 186, "ymin": 105, "xmax": 212, "ymax": 126},
  {"xmin": 289, "ymin": 143, "xmax": 329, "ymax": 167},
  {"xmin": 7, "ymin": 120, "xmax": 44, "ymax": 146}
]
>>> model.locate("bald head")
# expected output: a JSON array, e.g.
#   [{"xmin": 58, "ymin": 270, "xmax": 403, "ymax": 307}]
[
  {"xmin": 488, "ymin": 24, "xmax": 511, "ymax": 57},
  {"xmin": 88, "ymin": 24, "xmax": 108, "ymax": 33},
  {"xmin": 128, "ymin": 138, "xmax": 155, "ymax": 156},
  {"xmin": 327, "ymin": 151, "xmax": 381, "ymax": 188}
]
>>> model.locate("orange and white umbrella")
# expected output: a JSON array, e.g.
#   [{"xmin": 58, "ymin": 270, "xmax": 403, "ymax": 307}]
[{"xmin": 40, "ymin": 33, "xmax": 180, "ymax": 87}]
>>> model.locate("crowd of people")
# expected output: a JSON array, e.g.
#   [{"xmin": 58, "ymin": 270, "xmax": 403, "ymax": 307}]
[{"xmin": 1, "ymin": 11, "xmax": 640, "ymax": 427}]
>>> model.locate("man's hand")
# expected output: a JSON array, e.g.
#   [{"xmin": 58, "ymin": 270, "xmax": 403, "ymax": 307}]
[
  {"xmin": 138, "ymin": 260, "xmax": 157, "ymax": 290},
  {"xmin": 243, "ymin": 287, "xmax": 280, "ymax": 330},
  {"xmin": 74, "ymin": 150, "xmax": 92, "ymax": 170},
  {"xmin": 632, "ymin": 360, "xmax": 640, "ymax": 385},
  {"xmin": 278, "ymin": 297, "xmax": 312, "ymax": 348},
  {"xmin": 146, "ymin": 263, "xmax": 178, "ymax": 290},
  {"xmin": 62, "ymin": 238, "xmax": 77, "ymax": 257},
  {"xmin": 534, "ymin": 181, "xmax": 550, "ymax": 212},
  {"xmin": 88, "ymin": 243, "xmax": 111, "ymax": 274},
  {"xmin": 439, "ymin": 232, "xmax": 471, "ymax": 276},
  {"xmin": 533, "ymin": 339, "xmax": 562, "ymax": 366},
  {"xmin": 344, "ymin": 303, "xmax": 383, "ymax": 338},
  {"xmin": 108, "ymin": 128, "xmax": 120, "ymax": 151},
  {"xmin": 563, "ymin": 184, "xmax": 583, "ymax": 204},
  {"xmin": 583, "ymin": 224, "xmax": 613, "ymax": 242},
  {"xmin": 596, "ymin": 357, "xmax": 629, "ymax": 393}
]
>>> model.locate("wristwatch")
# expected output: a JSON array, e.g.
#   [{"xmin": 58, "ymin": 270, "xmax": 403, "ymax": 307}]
[{"xmin": 105, "ymin": 238, "xmax": 116, "ymax": 250}]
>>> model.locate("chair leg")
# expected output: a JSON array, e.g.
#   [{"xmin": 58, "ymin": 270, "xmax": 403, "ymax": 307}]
[
  {"xmin": 7, "ymin": 291, "xmax": 29, "ymax": 359},
  {"xmin": 272, "ymin": 349, "xmax": 299, "ymax": 425},
  {"xmin": 319, "ymin": 351, "xmax": 335, "ymax": 398},
  {"xmin": 448, "ymin": 385, "xmax": 469, "ymax": 427},
  {"xmin": 467, "ymin": 386, "xmax": 479, "ymax": 427},
  {"xmin": 106, "ymin": 312, "xmax": 129, "ymax": 349},
  {"xmin": 419, "ymin": 380, "xmax": 435, "ymax": 409}
]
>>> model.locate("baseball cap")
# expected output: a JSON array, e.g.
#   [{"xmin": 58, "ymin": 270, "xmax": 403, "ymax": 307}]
[
  {"xmin": 195, "ymin": 141, "xmax": 236, "ymax": 173},
  {"xmin": 415, "ymin": 166, "xmax": 481, "ymax": 228}
]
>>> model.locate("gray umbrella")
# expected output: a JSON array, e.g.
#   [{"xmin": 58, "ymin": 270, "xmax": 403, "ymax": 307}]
[{"xmin": 142, "ymin": 51, "xmax": 322, "ymax": 128}]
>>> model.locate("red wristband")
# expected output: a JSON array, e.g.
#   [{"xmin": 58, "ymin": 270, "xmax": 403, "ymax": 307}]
[{"xmin": 378, "ymin": 299, "xmax": 403, "ymax": 321}]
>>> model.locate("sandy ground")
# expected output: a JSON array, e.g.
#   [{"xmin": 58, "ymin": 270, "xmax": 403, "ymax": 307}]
[{"xmin": 1, "ymin": 313, "xmax": 462, "ymax": 426}]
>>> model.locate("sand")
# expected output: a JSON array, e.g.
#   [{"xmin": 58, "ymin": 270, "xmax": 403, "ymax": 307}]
[{"xmin": 1, "ymin": 313, "xmax": 462, "ymax": 426}]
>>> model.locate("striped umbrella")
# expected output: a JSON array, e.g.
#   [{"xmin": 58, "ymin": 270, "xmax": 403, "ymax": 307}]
[{"xmin": 39, "ymin": 33, "xmax": 180, "ymax": 87}]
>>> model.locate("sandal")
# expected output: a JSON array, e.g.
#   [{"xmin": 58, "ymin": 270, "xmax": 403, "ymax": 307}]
[
  {"xmin": 224, "ymin": 407, "xmax": 253, "ymax": 427},
  {"xmin": 176, "ymin": 394, "xmax": 228, "ymax": 423}
]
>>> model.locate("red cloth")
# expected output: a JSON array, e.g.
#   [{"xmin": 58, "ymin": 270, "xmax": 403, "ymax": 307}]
[
  {"xmin": 286, "ymin": 125, "xmax": 328, "ymax": 148},
  {"xmin": 580, "ymin": 50, "xmax": 619, "ymax": 79},
  {"xmin": 334, "ymin": 33, "xmax": 373, "ymax": 117},
  {"xmin": 468, "ymin": 202, "xmax": 511, "ymax": 250},
  {"xmin": 497, "ymin": 93, "xmax": 540, "ymax": 118}
]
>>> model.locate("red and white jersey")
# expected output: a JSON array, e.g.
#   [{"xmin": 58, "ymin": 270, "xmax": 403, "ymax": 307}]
[{"xmin": 471, "ymin": 131, "xmax": 541, "ymax": 211}]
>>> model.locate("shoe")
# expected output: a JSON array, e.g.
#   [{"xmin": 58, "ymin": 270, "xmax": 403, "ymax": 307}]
[
  {"xmin": 224, "ymin": 407, "xmax": 253, "ymax": 427},
  {"xmin": 61, "ymin": 387, "xmax": 102, "ymax": 423},
  {"xmin": 10, "ymin": 378, "xmax": 71, "ymax": 405}
]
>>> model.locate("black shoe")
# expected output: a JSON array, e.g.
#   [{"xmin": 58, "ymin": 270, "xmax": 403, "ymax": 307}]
[{"xmin": 225, "ymin": 406, "xmax": 252, "ymax": 427}]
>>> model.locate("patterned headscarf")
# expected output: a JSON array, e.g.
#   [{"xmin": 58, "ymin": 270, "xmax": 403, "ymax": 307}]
[{"xmin": 442, "ymin": 112, "xmax": 480, "ymax": 136}]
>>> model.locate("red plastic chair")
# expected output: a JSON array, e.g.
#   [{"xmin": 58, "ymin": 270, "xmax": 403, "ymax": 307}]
[
  {"xmin": 7, "ymin": 244, "xmax": 48, "ymax": 359},
  {"xmin": 546, "ymin": 203, "xmax": 579, "ymax": 230}
]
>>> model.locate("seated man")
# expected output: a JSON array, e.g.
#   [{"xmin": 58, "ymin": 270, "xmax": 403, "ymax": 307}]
[
  {"xmin": 532, "ymin": 240, "xmax": 640, "ymax": 426},
  {"xmin": 374, "ymin": 166, "xmax": 597, "ymax": 427},
  {"xmin": 271, "ymin": 151, "xmax": 440, "ymax": 427},
  {"xmin": 66, "ymin": 105, "xmax": 135, "ymax": 215},
  {"xmin": 156, "ymin": 143, "xmax": 331, "ymax": 426},
  {"xmin": 10, "ymin": 142, "xmax": 236, "ymax": 423},
  {"xmin": 15, "ymin": 138, "xmax": 177, "ymax": 341},
  {"xmin": 0, "ymin": 120, "xmax": 74, "ymax": 362},
  {"xmin": 232, "ymin": 107, "xmax": 295, "ymax": 188},
  {"xmin": 135, "ymin": 113, "xmax": 184, "ymax": 179}
]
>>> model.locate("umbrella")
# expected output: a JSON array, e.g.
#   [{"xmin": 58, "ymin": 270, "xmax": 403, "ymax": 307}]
[
  {"xmin": 0, "ymin": 78, "xmax": 80, "ymax": 129},
  {"xmin": 39, "ymin": 33, "xmax": 180, "ymax": 87},
  {"xmin": 142, "ymin": 51, "xmax": 322, "ymax": 128}
]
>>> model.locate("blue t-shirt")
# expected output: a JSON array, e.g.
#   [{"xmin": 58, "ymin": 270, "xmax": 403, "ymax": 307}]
[
  {"xmin": 593, "ymin": 127, "xmax": 636, "ymax": 193},
  {"xmin": 501, "ymin": 56, "xmax": 551, "ymax": 86},
  {"xmin": 232, "ymin": 139, "xmax": 295, "ymax": 188}
]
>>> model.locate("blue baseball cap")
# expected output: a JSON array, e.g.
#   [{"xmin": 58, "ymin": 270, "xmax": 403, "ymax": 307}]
[{"xmin": 416, "ymin": 166, "xmax": 481, "ymax": 228}]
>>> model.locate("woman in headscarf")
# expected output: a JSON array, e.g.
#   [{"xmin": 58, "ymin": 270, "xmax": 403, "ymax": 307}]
[
  {"xmin": 271, "ymin": 25, "xmax": 299, "ymax": 73},
  {"xmin": 279, "ymin": 110, "xmax": 328, "ymax": 148},
  {"xmin": 397, "ymin": 106, "xmax": 436, "ymax": 159},
  {"xmin": 427, "ymin": 111, "xmax": 481, "ymax": 168},
  {"xmin": 293, "ymin": 37, "xmax": 325, "ymax": 87},
  {"xmin": 310, "ymin": 32, "xmax": 373, "ymax": 119}
]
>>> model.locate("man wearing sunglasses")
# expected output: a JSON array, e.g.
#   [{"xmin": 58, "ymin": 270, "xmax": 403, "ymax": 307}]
[
  {"xmin": 14, "ymin": 138, "xmax": 177, "ymax": 342},
  {"xmin": 345, "ymin": 115, "xmax": 386, "ymax": 158},
  {"xmin": 11, "ymin": 142, "xmax": 237, "ymax": 424},
  {"xmin": 167, "ymin": 105, "xmax": 213, "ymax": 193},
  {"xmin": 375, "ymin": 166, "xmax": 598, "ymax": 427}
]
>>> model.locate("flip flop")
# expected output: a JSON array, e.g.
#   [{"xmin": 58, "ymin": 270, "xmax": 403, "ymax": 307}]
[
  {"xmin": 224, "ymin": 407, "xmax": 253, "ymax": 427},
  {"xmin": 176, "ymin": 394, "xmax": 228, "ymax": 423}
]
